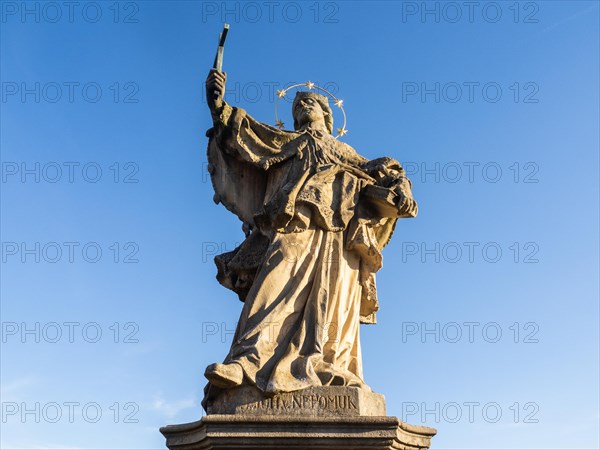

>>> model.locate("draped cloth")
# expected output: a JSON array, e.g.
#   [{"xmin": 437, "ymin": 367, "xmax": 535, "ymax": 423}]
[{"xmin": 203, "ymin": 103, "xmax": 416, "ymax": 407}]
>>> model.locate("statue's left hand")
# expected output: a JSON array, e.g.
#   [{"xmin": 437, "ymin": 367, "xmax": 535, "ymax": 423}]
[{"xmin": 393, "ymin": 181, "xmax": 418, "ymax": 217}]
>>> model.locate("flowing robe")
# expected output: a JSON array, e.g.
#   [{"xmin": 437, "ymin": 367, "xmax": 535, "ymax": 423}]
[{"xmin": 204, "ymin": 102, "xmax": 416, "ymax": 404}]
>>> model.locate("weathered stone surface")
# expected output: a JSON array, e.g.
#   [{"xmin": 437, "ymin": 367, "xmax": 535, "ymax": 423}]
[
  {"xmin": 160, "ymin": 64, "xmax": 435, "ymax": 450},
  {"xmin": 206, "ymin": 386, "xmax": 386, "ymax": 417},
  {"xmin": 160, "ymin": 415, "xmax": 437, "ymax": 450},
  {"xmin": 202, "ymin": 69, "xmax": 419, "ymax": 402}
]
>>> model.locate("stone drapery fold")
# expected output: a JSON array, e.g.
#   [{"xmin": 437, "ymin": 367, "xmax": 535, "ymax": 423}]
[{"xmin": 208, "ymin": 103, "xmax": 411, "ymax": 324}]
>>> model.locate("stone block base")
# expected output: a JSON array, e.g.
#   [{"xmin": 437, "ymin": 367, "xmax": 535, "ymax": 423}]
[
  {"xmin": 206, "ymin": 386, "xmax": 386, "ymax": 417},
  {"xmin": 160, "ymin": 415, "xmax": 436, "ymax": 450}
]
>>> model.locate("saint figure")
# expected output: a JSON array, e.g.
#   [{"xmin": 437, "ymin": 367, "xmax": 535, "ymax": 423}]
[{"xmin": 203, "ymin": 70, "xmax": 417, "ymax": 407}]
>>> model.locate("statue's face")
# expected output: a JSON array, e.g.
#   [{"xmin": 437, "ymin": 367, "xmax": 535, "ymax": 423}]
[{"xmin": 293, "ymin": 96, "xmax": 326, "ymax": 127}]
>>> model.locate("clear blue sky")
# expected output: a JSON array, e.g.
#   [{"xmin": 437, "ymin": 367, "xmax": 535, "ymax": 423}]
[{"xmin": 1, "ymin": 1, "xmax": 598, "ymax": 448}]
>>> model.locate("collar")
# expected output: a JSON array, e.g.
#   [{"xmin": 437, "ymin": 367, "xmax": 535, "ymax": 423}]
[{"xmin": 299, "ymin": 126, "xmax": 328, "ymax": 139}]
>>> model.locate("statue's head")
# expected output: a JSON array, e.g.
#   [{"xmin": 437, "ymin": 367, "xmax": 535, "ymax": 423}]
[{"xmin": 292, "ymin": 91, "xmax": 333, "ymax": 134}]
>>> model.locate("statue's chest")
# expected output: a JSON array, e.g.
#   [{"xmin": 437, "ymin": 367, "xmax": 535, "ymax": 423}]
[{"xmin": 286, "ymin": 134, "xmax": 340, "ymax": 167}]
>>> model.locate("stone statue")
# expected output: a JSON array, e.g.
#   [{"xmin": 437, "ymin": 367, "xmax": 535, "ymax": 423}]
[
  {"xmin": 160, "ymin": 29, "xmax": 436, "ymax": 448},
  {"xmin": 202, "ymin": 69, "xmax": 418, "ymax": 409}
]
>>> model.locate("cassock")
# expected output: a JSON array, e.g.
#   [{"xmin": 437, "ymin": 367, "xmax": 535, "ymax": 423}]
[{"xmin": 203, "ymin": 102, "xmax": 416, "ymax": 407}]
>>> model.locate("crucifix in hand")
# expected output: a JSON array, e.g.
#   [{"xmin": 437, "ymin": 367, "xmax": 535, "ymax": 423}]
[{"xmin": 212, "ymin": 24, "xmax": 229, "ymax": 101}]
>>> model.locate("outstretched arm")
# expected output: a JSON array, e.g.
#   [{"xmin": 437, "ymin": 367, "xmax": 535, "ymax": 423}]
[{"xmin": 205, "ymin": 69, "xmax": 300, "ymax": 170}]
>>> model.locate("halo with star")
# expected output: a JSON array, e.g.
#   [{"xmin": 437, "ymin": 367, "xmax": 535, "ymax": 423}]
[{"xmin": 274, "ymin": 81, "xmax": 348, "ymax": 138}]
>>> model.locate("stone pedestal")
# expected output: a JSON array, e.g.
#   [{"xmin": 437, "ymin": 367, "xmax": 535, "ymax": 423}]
[
  {"xmin": 160, "ymin": 387, "xmax": 436, "ymax": 450},
  {"xmin": 160, "ymin": 415, "xmax": 436, "ymax": 450},
  {"xmin": 206, "ymin": 386, "xmax": 386, "ymax": 417}
]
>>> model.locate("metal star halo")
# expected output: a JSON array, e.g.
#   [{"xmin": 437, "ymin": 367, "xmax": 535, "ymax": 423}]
[{"xmin": 273, "ymin": 81, "xmax": 348, "ymax": 138}]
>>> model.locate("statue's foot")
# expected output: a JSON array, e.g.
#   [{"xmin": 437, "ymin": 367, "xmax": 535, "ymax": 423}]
[{"xmin": 205, "ymin": 362, "xmax": 243, "ymax": 388}]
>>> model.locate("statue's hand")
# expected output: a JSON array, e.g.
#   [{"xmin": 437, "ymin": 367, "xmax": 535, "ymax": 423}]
[
  {"xmin": 393, "ymin": 180, "xmax": 418, "ymax": 218},
  {"xmin": 397, "ymin": 196, "xmax": 418, "ymax": 218},
  {"xmin": 361, "ymin": 157, "xmax": 402, "ymax": 177},
  {"xmin": 206, "ymin": 69, "xmax": 226, "ymax": 112}
]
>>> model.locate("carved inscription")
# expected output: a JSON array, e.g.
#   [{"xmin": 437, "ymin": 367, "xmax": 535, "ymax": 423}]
[{"xmin": 238, "ymin": 394, "xmax": 358, "ymax": 413}]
